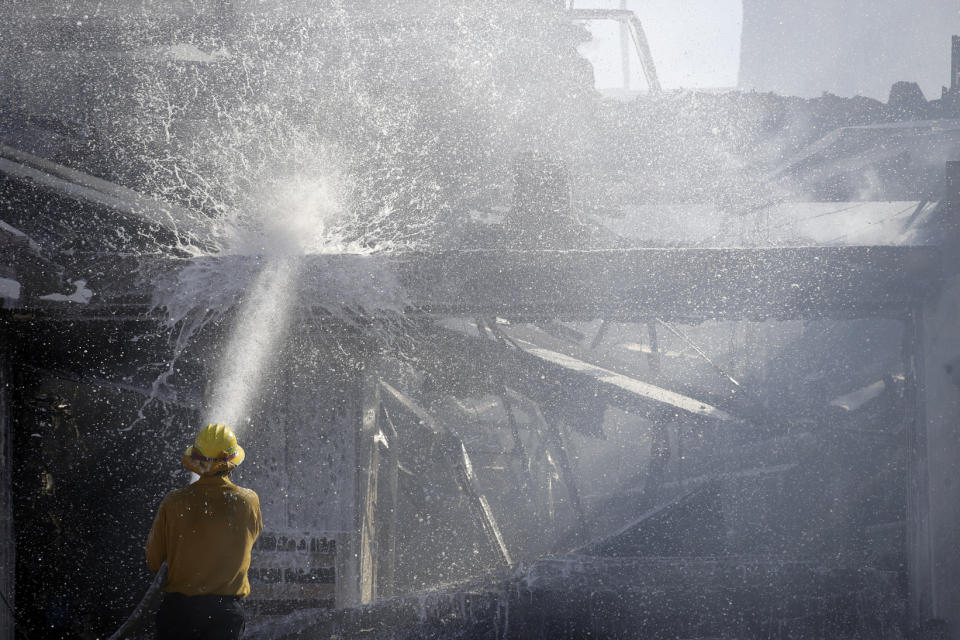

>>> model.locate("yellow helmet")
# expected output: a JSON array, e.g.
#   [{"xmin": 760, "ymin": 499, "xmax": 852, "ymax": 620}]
[{"xmin": 182, "ymin": 422, "xmax": 246, "ymax": 475}]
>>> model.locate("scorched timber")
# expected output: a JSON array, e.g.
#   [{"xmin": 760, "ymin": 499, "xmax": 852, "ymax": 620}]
[
  {"xmin": 393, "ymin": 248, "xmax": 940, "ymax": 321},
  {"xmin": 35, "ymin": 246, "xmax": 941, "ymax": 322}
]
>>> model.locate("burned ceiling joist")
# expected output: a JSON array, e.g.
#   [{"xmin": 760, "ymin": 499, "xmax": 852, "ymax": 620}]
[
  {"xmin": 0, "ymin": 143, "xmax": 205, "ymax": 246},
  {"xmin": 507, "ymin": 335, "xmax": 736, "ymax": 423},
  {"xmin": 0, "ymin": 162, "xmax": 942, "ymax": 322},
  {"xmin": 406, "ymin": 319, "xmax": 741, "ymax": 434}
]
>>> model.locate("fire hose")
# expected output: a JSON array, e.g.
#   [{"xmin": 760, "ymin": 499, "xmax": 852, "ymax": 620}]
[{"xmin": 107, "ymin": 562, "xmax": 167, "ymax": 640}]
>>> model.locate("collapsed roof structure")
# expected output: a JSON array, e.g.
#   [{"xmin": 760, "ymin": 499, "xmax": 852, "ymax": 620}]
[{"xmin": 2, "ymin": 2, "xmax": 960, "ymax": 639}]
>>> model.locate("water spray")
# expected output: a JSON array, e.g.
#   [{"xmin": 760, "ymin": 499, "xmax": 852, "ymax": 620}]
[
  {"xmin": 203, "ymin": 256, "xmax": 300, "ymax": 433},
  {"xmin": 199, "ymin": 174, "xmax": 354, "ymax": 432}
]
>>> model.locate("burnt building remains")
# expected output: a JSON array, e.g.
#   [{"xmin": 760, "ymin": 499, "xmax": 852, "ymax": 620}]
[{"xmin": 2, "ymin": 1, "xmax": 960, "ymax": 639}]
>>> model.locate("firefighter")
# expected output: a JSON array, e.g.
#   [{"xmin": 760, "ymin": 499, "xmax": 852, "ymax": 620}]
[{"xmin": 146, "ymin": 423, "xmax": 263, "ymax": 640}]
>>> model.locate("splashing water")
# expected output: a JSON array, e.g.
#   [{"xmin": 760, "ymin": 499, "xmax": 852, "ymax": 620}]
[
  {"xmin": 201, "ymin": 171, "xmax": 372, "ymax": 429},
  {"xmin": 200, "ymin": 173, "xmax": 377, "ymax": 432},
  {"xmin": 125, "ymin": 4, "xmax": 586, "ymax": 434},
  {"xmin": 142, "ymin": 163, "xmax": 408, "ymax": 439}
]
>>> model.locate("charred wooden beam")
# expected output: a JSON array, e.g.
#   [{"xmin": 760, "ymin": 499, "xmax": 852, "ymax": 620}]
[
  {"xmin": 392, "ymin": 247, "xmax": 940, "ymax": 322},
  {"xmin": 0, "ymin": 144, "xmax": 205, "ymax": 247},
  {"xmin": 411, "ymin": 321, "xmax": 738, "ymax": 432},
  {"xmin": 509, "ymin": 334, "xmax": 736, "ymax": 423},
  {"xmin": 358, "ymin": 377, "xmax": 384, "ymax": 604},
  {"xmin": 4, "ymin": 246, "xmax": 941, "ymax": 322},
  {"xmin": 589, "ymin": 319, "xmax": 609, "ymax": 350},
  {"xmin": 646, "ymin": 321, "xmax": 661, "ymax": 374},
  {"xmin": 524, "ymin": 397, "xmax": 590, "ymax": 545},
  {"xmin": 498, "ymin": 390, "xmax": 532, "ymax": 489}
]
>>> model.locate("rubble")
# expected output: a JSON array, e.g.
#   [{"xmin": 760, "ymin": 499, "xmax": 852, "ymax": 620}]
[{"xmin": 243, "ymin": 558, "xmax": 905, "ymax": 639}]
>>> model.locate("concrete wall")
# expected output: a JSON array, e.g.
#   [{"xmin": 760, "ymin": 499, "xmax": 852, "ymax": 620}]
[
  {"xmin": 918, "ymin": 269, "xmax": 960, "ymax": 638},
  {"xmin": 740, "ymin": 0, "xmax": 960, "ymax": 99},
  {"xmin": 0, "ymin": 335, "xmax": 13, "ymax": 640}
]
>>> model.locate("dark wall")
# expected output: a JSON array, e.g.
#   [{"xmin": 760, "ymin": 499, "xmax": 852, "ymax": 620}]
[
  {"xmin": 0, "ymin": 332, "xmax": 14, "ymax": 640},
  {"xmin": 10, "ymin": 357, "xmax": 195, "ymax": 638}
]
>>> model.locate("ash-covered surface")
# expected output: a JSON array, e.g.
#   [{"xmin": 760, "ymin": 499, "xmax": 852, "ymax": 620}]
[{"xmin": 246, "ymin": 558, "xmax": 903, "ymax": 640}]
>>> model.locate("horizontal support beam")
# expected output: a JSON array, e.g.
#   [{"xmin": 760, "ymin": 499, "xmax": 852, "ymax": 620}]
[
  {"xmin": 392, "ymin": 247, "xmax": 940, "ymax": 321},
  {"xmin": 9, "ymin": 246, "xmax": 942, "ymax": 322}
]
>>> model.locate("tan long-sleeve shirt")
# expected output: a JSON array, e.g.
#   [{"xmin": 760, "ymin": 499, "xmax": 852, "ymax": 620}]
[{"xmin": 146, "ymin": 475, "xmax": 263, "ymax": 597}]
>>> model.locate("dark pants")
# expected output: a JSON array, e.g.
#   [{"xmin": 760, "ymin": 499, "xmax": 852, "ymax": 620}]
[{"xmin": 156, "ymin": 592, "xmax": 245, "ymax": 640}]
